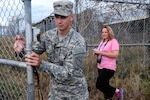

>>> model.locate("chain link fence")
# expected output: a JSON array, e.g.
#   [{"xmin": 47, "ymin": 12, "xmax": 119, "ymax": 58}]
[
  {"xmin": 0, "ymin": 0, "xmax": 33, "ymax": 100},
  {"xmin": 80, "ymin": 1, "xmax": 150, "ymax": 99},
  {"xmin": 1, "ymin": 0, "xmax": 150, "ymax": 100},
  {"xmin": 33, "ymin": 0, "xmax": 150, "ymax": 100}
]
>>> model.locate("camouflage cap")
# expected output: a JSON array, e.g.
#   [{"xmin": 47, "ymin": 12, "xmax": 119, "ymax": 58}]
[{"xmin": 53, "ymin": 0, "xmax": 73, "ymax": 16}]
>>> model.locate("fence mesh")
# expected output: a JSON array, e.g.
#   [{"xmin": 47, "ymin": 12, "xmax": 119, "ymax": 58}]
[
  {"xmin": 33, "ymin": 0, "xmax": 150, "ymax": 100},
  {"xmin": 0, "ymin": 0, "xmax": 27, "ymax": 100},
  {"xmin": 1, "ymin": 0, "xmax": 150, "ymax": 100}
]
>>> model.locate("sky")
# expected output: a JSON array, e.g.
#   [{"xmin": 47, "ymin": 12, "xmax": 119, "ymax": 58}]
[
  {"xmin": 0, "ymin": 0, "xmax": 74, "ymax": 26},
  {"xmin": 31, "ymin": 0, "xmax": 74, "ymax": 23}
]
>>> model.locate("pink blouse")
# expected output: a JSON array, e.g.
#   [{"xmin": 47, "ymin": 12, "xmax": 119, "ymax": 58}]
[{"xmin": 97, "ymin": 39, "xmax": 119, "ymax": 71}]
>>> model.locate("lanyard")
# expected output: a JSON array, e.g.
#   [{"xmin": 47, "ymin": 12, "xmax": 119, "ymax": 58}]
[
  {"xmin": 97, "ymin": 40, "xmax": 109, "ymax": 61},
  {"xmin": 98, "ymin": 40, "xmax": 109, "ymax": 51}
]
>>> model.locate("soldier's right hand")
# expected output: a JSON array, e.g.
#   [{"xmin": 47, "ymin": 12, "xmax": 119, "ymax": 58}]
[{"xmin": 14, "ymin": 35, "xmax": 25, "ymax": 53}]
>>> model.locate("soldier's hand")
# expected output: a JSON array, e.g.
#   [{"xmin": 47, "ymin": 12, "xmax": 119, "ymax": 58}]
[
  {"xmin": 14, "ymin": 35, "xmax": 25, "ymax": 53},
  {"xmin": 25, "ymin": 51, "xmax": 41, "ymax": 67}
]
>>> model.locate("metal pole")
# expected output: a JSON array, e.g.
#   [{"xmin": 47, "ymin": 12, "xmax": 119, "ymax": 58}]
[
  {"xmin": 22, "ymin": 0, "xmax": 34, "ymax": 100},
  {"xmin": 102, "ymin": 0, "xmax": 150, "ymax": 5},
  {"xmin": 0, "ymin": 59, "xmax": 27, "ymax": 68},
  {"xmin": 87, "ymin": 43, "xmax": 150, "ymax": 47},
  {"xmin": 74, "ymin": 0, "xmax": 78, "ymax": 31}
]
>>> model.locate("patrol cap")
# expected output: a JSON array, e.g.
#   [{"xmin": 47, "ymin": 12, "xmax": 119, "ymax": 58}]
[{"xmin": 53, "ymin": 0, "xmax": 73, "ymax": 16}]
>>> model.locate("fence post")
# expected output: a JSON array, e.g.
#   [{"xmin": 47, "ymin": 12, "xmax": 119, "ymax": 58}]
[
  {"xmin": 22, "ymin": 0, "xmax": 34, "ymax": 100},
  {"xmin": 74, "ymin": 0, "xmax": 78, "ymax": 32}
]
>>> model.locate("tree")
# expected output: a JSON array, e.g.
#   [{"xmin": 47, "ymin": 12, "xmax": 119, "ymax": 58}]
[{"xmin": 75, "ymin": 0, "xmax": 149, "ymax": 43}]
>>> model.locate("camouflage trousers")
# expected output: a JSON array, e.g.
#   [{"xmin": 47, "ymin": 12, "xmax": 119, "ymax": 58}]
[{"xmin": 48, "ymin": 92, "xmax": 89, "ymax": 100}]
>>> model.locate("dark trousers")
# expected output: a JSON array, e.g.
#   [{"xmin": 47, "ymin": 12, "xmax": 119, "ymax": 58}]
[{"xmin": 96, "ymin": 68, "xmax": 116, "ymax": 98}]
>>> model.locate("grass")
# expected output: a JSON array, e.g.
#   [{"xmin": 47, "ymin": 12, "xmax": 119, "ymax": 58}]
[
  {"xmin": 82, "ymin": 46, "xmax": 150, "ymax": 100},
  {"xmin": 0, "ymin": 37, "xmax": 150, "ymax": 100}
]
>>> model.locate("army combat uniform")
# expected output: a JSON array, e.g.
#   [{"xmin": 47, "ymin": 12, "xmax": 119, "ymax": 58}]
[{"xmin": 32, "ymin": 28, "xmax": 89, "ymax": 100}]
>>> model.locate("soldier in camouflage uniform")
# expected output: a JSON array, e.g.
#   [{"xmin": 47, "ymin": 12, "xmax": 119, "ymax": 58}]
[{"xmin": 15, "ymin": 0, "xmax": 89, "ymax": 100}]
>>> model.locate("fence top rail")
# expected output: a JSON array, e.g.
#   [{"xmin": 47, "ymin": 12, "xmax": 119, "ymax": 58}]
[
  {"xmin": 87, "ymin": 43, "xmax": 150, "ymax": 47},
  {"xmin": 0, "ymin": 59, "xmax": 27, "ymax": 68}
]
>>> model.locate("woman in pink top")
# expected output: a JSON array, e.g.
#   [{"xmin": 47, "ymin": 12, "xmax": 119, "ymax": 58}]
[{"xmin": 93, "ymin": 26, "xmax": 123, "ymax": 100}]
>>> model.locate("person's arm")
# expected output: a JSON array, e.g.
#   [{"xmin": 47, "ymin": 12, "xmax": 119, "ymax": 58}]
[
  {"xmin": 94, "ymin": 39, "xmax": 119, "ymax": 58},
  {"xmin": 25, "ymin": 45, "xmax": 86, "ymax": 82},
  {"xmin": 25, "ymin": 29, "xmax": 87, "ymax": 81},
  {"xmin": 43, "ymin": 40, "xmax": 87, "ymax": 80},
  {"xmin": 95, "ymin": 50, "xmax": 119, "ymax": 58},
  {"xmin": 32, "ymin": 33, "xmax": 46, "ymax": 54}
]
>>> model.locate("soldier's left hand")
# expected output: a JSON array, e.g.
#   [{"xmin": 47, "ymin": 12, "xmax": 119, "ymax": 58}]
[{"xmin": 25, "ymin": 51, "xmax": 41, "ymax": 67}]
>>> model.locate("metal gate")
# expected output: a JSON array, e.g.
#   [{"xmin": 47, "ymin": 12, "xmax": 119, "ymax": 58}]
[{"xmin": 0, "ymin": 0, "xmax": 34, "ymax": 100}]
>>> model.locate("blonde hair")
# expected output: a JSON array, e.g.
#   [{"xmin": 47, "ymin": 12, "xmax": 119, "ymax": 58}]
[{"xmin": 102, "ymin": 25, "xmax": 114, "ymax": 40}]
